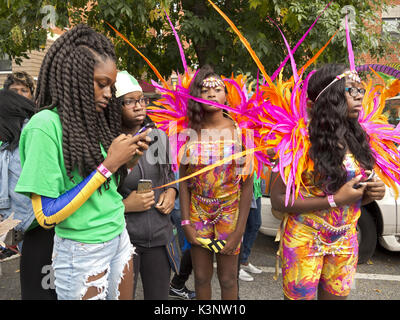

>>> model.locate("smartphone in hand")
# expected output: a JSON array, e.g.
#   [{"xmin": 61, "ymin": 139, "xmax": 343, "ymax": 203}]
[
  {"xmin": 134, "ymin": 122, "xmax": 156, "ymax": 137},
  {"xmin": 353, "ymin": 170, "xmax": 375, "ymax": 189},
  {"xmin": 137, "ymin": 179, "xmax": 152, "ymax": 193}
]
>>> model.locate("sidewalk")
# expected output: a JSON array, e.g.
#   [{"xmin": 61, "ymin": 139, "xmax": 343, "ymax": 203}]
[{"xmin": 0, "ymin": 257, "xmax": 21, "ymax": 300}]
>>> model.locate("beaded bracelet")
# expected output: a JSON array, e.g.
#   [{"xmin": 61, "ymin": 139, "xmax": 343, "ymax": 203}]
[
  {"xmin": 97, "ymin": 163, "xmax": 112, "ymax": 179},
  {"xmin": 181, "ymin": 220, "xmax": 191, "ymax": 226},
  {"xmin": 327, "ymin": 194, "xmax": 337, "ymax": 208}
]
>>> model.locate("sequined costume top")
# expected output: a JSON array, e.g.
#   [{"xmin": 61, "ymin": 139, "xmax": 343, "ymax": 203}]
[
  {"xmin": 184, "ymin": 137, "xmax": 243, "ymax": 247},
  {"xmin": 296, "ymin": 153, "xmax": 364, "ymax": 226},
  {"xmin": 287, "ymin": 152, "xmax": 367, "ymax": 254},
  {"xmin": 185, "ymin": 139, "xmax": 242, "ymax": 199}
]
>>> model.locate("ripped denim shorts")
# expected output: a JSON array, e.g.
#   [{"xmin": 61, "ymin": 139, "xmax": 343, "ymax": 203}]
[{"xmin": 52, "ymin": 228, "xmax": 135, "ymax": 300}]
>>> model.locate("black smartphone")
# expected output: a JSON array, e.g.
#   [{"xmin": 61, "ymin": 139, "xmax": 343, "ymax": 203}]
[{"xmin": 134, "ymin": 122, "xmax": 156, "ymax": 137}]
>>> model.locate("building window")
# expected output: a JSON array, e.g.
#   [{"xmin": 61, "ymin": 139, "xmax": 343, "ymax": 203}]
[
  {"xmin": 0, "ymin": 53, "xmax": 12, "ymax": 72},
  {"xmin": 382, "ymin": 5, "xmax": 400, "ymax": 41},
  {"xmin": 383, "ymin": 17, "xmax": 400, "ymax": 40}
]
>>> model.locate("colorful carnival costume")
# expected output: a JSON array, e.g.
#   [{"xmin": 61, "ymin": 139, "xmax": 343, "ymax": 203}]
[
  {"xmin": 184, "ymin": 136, "xmax": 243, "ymax": 255},
  {"xmin": 201, "ymin": 2, "xmax": 400, "ymax": 300},
  {"xmin": 109, "ymin": 0, "xmax": 400, "ymax": 276},
  {"xmin": 281, "ymin": 153, "xmax": 365, "ymax": 299}
]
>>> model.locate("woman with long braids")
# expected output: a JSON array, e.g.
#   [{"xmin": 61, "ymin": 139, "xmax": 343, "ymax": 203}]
[
  {"xmin": 15, "ymin": 24, "xmax": 151, "ymax": 300},
  {"xmin": 271, "ymin": 64, "xmax": 386, "ymax": 300},
  {"xmin": 179, "ymin": 64, "xmax": 253, "ymax": 300}
]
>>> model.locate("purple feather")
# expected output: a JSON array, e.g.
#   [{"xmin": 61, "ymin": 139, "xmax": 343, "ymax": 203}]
[{"xmin": 356, "ymin": 64, "xmax": 400, "ymax": 79}]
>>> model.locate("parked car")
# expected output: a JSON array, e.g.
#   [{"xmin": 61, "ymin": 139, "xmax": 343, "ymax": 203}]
[{"xmin": 259, "ymin": 172, "xmax": 400, "ymax": 264}]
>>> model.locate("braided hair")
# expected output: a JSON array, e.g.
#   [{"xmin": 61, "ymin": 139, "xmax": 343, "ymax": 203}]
[
  {"xmin": 307, "ymin": 64, "xmax": 374, "ymax": 193},
  {"xmin": 35, "ymin": 24, "xmax": 126, "ymax": 184}
]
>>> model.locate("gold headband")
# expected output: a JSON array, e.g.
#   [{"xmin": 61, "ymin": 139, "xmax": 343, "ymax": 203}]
[{"xmin": 202, "ymin": 77, "xmax": 225, "ymax": 88}]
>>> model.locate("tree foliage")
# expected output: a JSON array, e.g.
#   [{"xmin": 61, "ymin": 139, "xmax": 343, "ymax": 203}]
[{"xmin": 0, "ymin": 0, "xmax": 397, "ymax": 78}]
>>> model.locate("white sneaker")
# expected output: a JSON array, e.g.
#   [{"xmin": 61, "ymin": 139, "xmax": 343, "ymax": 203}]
[
  {"xmin": 241, "ymin": 263, "xmax": 262, "ymax": 274},
  {"xmin": 239, "ymin": 269, "xmax": 254, "ymax": 281}
]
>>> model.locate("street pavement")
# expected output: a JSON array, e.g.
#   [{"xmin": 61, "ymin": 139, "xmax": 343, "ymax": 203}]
[{"xmin": 1, "ymin": 232, "xmax": 400, "ymax": 300}]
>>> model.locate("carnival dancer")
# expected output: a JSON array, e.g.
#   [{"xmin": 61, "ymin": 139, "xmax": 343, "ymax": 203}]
[
  {"xmin": 178, "ymin": 64, "xmax": 253, "ymax": 300},
  {"xmin": 271, "ymin": 63, "xmax": 386, "ymax": 300},
  {"xmin": 14, "ymin": 25, "xmax": 151, "ymax": 300}
]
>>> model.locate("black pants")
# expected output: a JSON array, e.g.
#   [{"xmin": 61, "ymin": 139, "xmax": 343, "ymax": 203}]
[
  {"xmin": 133, "ymin": 245, "xmax": 171, "ymax": 300},
  {"xmin": 20, "ymin": 226, "xmax": 57, "ymax": 300},
  {"xmin": 170, "ymin": 249, "xmax": 192, "ymax": 289}
]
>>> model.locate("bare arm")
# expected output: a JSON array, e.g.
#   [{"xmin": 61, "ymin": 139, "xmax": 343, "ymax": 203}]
[
  {"xmin": 270, "ymin": 172, "xmax": 367, "ymax": 214},
  {"xmin": 235, "ymin": 174, "xmax": 253, "ymax": 234},
  {"xmin": 179, "ymin": 164, "xmax": 201, "ymax": 245},
  {"xmin": 220, "ymin": 173, "xmax": 253, "ymax": 255}
]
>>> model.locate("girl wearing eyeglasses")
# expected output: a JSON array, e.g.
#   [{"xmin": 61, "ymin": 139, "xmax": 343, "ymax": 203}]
[
  {"xmin": 115, "ymin": 71, "xmax": 178, "ymax": 300},
  {"xmin": 271, "ymin": 64, "xmax": 385, "ymax": 300}
]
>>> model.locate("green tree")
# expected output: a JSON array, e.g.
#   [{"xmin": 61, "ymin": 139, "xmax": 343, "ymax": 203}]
[{"xmin": 0, "ymin": 0, "xmax": 397, "ymax": 78}]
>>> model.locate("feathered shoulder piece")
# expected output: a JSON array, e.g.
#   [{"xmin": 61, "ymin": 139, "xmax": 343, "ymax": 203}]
[
  {"xmin": 357, "ymin": 67, "xmax": 400, "ymax": 197},
  {"xmin": 208, "ymin": 0, "xmax": 334, "ymax": 204}
]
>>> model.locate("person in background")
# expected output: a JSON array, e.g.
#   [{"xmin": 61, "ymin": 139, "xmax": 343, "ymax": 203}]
[
  {"xmin": 115, "ymin": 70, "xmax": 178, "ymax": 300},
  {"xmin": 0, "ymin": 89, "xmax": 57, "ymax": 299},
  {"xmin": 169, "ymin": 172, "xmax": 196, "ymax": 300},
  {"xmin": 0, "ymin": 71, "xmax": 35, "ymax": 262},
  {"xmin": 238, "ymin": 175, "xmax": 265, "ymax": 281},
  {"xmin": 3, "ymin": 71, "xmax": 35, "ymax": 100}
]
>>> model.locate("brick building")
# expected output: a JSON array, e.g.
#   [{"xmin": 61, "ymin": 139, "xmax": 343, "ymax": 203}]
[{"xmin": 0, "ymin": 30, "xmax": 62, "ymax": 89}]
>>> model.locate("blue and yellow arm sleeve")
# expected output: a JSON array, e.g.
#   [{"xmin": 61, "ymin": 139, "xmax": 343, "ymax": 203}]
[{"xmin": 31, "ymin": 170, "xmax": 107, "ymax": 229}]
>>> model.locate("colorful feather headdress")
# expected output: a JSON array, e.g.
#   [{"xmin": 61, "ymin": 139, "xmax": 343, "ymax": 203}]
[
  {"xmin": 107, "ymin": 11, "xmax": 273, "ymax": 183},
  {"xmin": 208, "ymin": 0, "xmax": 400, "ymax": 204},
  {"xmin": 108, "ymin": 1, "xmax": 400, "ymax": 200}
]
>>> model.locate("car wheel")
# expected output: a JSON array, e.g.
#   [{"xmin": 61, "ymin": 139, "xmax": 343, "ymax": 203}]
[{"xmin": 357, "ymin": 207, "xmax": 377, "ymax": 264}]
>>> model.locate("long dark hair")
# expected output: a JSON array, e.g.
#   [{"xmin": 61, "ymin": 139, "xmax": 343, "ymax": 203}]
[
  {"xmin": 0, "ymin": 90, "xmax": 35, "ymax": 151},
  {"xmin": 35, "ymin": 24, "xmax": 126, "ymax": 184},
  {"xmin": 187, "ymin": 64, "xmax": 226, "ymax": 131},
  {"xmin": 307, "ymin": 64, "xmax": 374, "ymax": 193}
]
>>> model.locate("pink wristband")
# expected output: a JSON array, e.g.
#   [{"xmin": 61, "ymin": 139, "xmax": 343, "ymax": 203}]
[
  {"xmin": 327, "ymin": 195, "xmax": 337, "ymax": 208},
  {"xmin": 181, "ymin": 220, "xmax": 191, "ymax": 226},
  {"xmin": 97, "ymin": 163, "xmax": 112, "ymax": 179}
]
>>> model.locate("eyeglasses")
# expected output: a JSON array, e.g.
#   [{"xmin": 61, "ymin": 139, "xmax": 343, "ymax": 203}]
[
  {"xmin": 345, "ymin": 87, "xmax": 366, "ymax": 98},
  {"xmin": 122, "ymin": 97, "xmax": 149, "ymax": 107}
]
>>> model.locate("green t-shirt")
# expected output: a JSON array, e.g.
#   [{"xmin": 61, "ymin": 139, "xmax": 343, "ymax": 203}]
[
  {"xmin": 15, "ymin": 108, "xmax": 125, "ymax": 243},
  {"xmin": 253, "ymin": 175, "xmax": 262, "ymax": 200}
]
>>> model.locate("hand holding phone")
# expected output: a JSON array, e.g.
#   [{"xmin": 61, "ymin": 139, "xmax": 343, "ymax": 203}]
[
  {"xmin": 137, "ymin": 179, "xmax": 153, "ymax": 194},
  {"xmin": 134, "ymin": 122, "xmax": 156, "ymax": 137},
  {"xmin": 353, "ymin": 170, "xmax": 375, "ymax": 189},
  {"xmin": 126, "ymin": 124, "xmax": 155, "ymax": 168}
]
